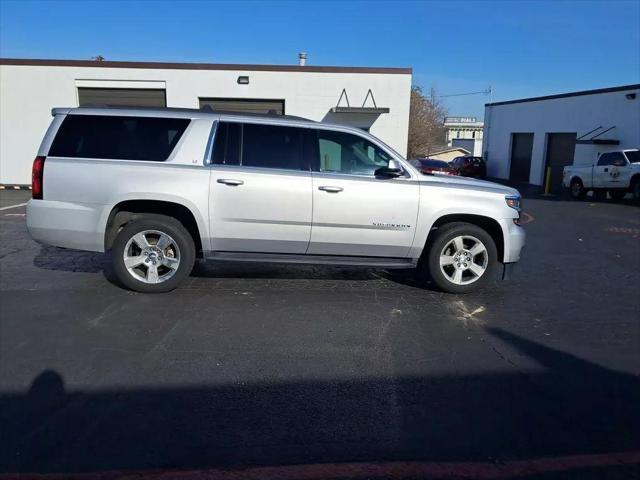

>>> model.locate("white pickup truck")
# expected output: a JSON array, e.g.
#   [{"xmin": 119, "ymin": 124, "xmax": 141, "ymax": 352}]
[
  {"xmin": 27, "ymin": 107, "xmax": 525, "ymax": 294},
  {"xmin": 563, "ymin": 149, "xmax": 640, "ymax": 201}
]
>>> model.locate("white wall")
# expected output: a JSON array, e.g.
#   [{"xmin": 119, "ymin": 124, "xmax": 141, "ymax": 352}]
[
  {"xmin": 0, "ymin": 64, "xmax": 411, "ymax": 184},
  {"xmin": 482, "ymin": 87, "xmax": 640, "ymax": 185}
]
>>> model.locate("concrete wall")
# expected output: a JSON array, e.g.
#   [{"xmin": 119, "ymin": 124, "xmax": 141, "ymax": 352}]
[
  {"xmin": 482, "ymin": 86, "xmax": 640, "ymax": 185},
  {"xmin": 0, "ymin": 63, "xmax": 411, "ymax": 184}
]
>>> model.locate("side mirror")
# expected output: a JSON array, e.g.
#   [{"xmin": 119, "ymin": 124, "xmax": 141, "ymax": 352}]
[{"xmin": 375, "ymin": 159, "xmax": 404, "ymax": 178}]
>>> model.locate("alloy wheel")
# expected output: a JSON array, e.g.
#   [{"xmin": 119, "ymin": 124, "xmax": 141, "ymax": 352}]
[
  {"xmin": 123, "ymin": 230, "xmax": 181, "ymax": 284},
  {"xmin": 439, "ymin": 235, "xmax": 489, "ymax": 285}
]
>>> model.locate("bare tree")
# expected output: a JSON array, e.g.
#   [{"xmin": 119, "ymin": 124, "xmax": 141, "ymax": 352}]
[{"xmin": 407, "ymin": 86, "xmax": 447, "ymax": 158}]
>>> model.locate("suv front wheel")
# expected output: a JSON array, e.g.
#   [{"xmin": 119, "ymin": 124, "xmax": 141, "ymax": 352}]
[
  {"xmin": 421, "ymin": 222, "xmax": 498, "ymax": 294},
  {"xmin": 112, "ymin": 214, "xmax": 195, "ymax": 293}
]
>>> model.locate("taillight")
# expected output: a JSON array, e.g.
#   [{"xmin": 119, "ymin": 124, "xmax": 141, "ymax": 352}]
[{"xmin": 32, "ymin": 156, "xmax": 46, "ymax": 200}]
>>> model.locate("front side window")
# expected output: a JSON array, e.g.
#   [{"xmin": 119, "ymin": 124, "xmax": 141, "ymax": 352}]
[
  {"xmin": 609, "ymin": 152, "xmax": 627, "ymax": 167},
  {"xmin": 49, "ymin": 115, "xmax": 190, "ymax": 161},
  {"xmin": 316, "ymin": 129, "xmax": 392, "ymax": 176}
]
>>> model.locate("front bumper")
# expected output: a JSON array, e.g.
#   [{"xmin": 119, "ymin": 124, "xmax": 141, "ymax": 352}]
[{"xmin": 500, "ymin": 218, "xmax": 526, "ymax": 263}]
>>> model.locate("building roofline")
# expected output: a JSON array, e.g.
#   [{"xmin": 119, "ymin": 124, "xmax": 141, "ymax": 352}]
[
  {"xmin": 0, "ymin": 57, "xmax": 412, "ymax": 75},
  {"xmin": 485, "ymin": 84, "xmax": 640, "ymax": 107}
]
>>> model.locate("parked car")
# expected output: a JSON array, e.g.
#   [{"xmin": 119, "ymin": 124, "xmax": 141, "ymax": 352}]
[
  {"xmin": 563, "ymin": 149, "xmax": 640, "ymax": 201},
  {"xmin": 450, "ymin": 156, "xmax": 487, "ymax": 179},
  {"xmin": 409, "ymin": 158, "xmax": 457, "ymax": 176},
  {"xmin": 27, "ymin": 107, "xmax": 525, "ymax": 294}
]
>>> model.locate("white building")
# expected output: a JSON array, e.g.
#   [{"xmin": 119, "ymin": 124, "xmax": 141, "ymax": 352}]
[
  {"xmin": 482, "ymin": 84, "xmax": 640, "ymax": 192},
  {"xmin": 444, "ymin": 116, "xmax": 484, "ymax": 157},
  {"xmin": 0, "ymin": 58, "xmax": 412, "ymax": 185}
]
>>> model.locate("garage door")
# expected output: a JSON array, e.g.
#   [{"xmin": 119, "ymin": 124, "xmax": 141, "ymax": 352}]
[
  {"xmin": 545, "ymin": 133, "xmax": 576, "ymax": 194},
  {"xmin": 78, "ymin": 88, "xmax": 166, "ymax": 107},
  {"xmin": 509, "ymin": 133, "xmax": 534, "ymax": 183},
  {"xmin": 199, "ymin": 98, "xmax": 285, "ymax": 115}
]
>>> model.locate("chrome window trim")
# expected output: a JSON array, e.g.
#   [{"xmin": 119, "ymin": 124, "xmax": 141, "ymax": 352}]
[{"xmin": 205, "ymin": 117, "xmax": 417, "ymax": 179}]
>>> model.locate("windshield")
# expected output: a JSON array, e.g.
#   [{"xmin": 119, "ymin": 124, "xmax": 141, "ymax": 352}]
[{"xmin": 625, "ymin": 150, "xmax": 640, "ymax": 163}]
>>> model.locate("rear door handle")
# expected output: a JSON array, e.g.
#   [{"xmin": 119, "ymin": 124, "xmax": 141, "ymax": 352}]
[
  {"xmin": 217, "ymin": 178, "xmax": 244, "ymax": 186},
  {"xmin": 318, "ymin": 186, "xmax": 343, "ymax": 193}
]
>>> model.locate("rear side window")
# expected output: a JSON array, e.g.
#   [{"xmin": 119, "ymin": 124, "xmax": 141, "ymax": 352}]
[
  {"xmin": 242, "ymin": 123, "xmax": 303, "ymax": 170},
  {"xmin": 211, "ymin": 122, "xmax": 241, "ymax": 165},
  {"xmin": 211, "ymin": 122, "xmax": 306, "ymax": 170},
  {"xmin": 49, "ymin": 115, "xmax": 190, "ymax": 161}
]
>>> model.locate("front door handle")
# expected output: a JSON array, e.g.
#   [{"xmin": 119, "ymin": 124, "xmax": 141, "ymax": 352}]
[
  {"xmin": 604, "ymin": 168, "xmax": 609, "ymax": 172},
  {"xmin": 318, "ymin": 186, "xmax": 343, "ymax": 193},
  {"xmin": 217, "ymin": 178, "xmax": 244, "ymax": 186}
]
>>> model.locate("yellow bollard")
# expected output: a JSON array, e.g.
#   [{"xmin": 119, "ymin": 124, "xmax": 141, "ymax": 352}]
[{"xmin": 542, "ymin": 166, "xmax": 555, "ymax": 196}]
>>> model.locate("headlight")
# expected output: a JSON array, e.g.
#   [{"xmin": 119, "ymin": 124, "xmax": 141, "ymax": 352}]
[{"xmin": 505, "ymin": 195, "xmax": 522, "ymax": 212}]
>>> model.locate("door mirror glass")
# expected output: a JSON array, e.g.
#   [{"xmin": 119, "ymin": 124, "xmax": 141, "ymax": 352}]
[{"xmin": 375, "ymin": 159, "xmax": 404, "ymax": 178}]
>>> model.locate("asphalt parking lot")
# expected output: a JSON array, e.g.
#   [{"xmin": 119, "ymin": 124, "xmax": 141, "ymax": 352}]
[{"xmin": 0, "ymin": 188, "xmax": 639, "ymax": 479}]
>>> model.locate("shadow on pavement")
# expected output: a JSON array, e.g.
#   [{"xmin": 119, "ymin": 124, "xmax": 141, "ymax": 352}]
[
  {"xmin": 32, "ymin": 246, "xmax": 446, "ymax": 292},
  {"xmin": 1, "ymin": 328, "xmax": 638, "ymax": 476}
]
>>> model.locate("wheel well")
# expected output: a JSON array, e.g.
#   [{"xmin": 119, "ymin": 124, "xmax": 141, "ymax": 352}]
[
  {"xmin": 429, "ymin": 214, "xmax": 505, "ymax": 262},
  {"xmin": 105, "ymin": 200, "xmax": 203, "ymax": 256},
  {"xmin": 631, "ymin": 174, "xmax": 640, "ymax": 185},
  {"xmin": 570, "ymin": 176, "xmax": 583, "ymax": 185}
]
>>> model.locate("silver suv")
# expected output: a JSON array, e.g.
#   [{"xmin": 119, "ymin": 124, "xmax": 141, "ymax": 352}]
[{"xmin": 27, "ymin": 107, "xmax": 525, "ymax": 293}]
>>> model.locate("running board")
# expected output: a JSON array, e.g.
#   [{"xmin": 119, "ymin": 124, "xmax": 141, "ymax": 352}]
[{"xmin": 205, "ymin": 251, "xmax": 417, "ymax": 269}]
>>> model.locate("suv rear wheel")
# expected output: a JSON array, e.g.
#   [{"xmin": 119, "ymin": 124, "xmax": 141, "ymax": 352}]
[
  {"xmin": 112, "ymin": 215, "xmax": 195, "ymax": 293},
  {"xmin": 421, "ymin": 222, "xmax": 498, "ymax": 294}
]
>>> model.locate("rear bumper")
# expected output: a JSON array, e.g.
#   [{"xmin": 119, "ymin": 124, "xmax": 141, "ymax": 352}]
[
  {"xmin": 500, "ymin": 219, "xmax": 526, "ymax": 263},
  {"xmin": 26, "ymin": 199, "xmax": 106, "ymax": 252}
]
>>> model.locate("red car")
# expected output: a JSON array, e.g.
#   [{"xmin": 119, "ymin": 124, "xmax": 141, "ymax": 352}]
[
  {"xmin": 449, "ymin": 156, "xmax": 487, "ymax": 179},
  {"xmin": 410, "ymin": 158, "xmax": 458, "ymax": 176}
]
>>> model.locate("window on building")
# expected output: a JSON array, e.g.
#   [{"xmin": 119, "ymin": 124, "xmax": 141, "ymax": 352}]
[
  {"xmin": 49, "ymin": 115, "xmax": 189, "ymax": 161},
  {"xmin": 315, "ymin": 129, "xmax": 392, "ymax": 176}
]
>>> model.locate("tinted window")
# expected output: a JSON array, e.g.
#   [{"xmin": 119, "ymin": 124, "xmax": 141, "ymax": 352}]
[
  {"xmin": 50, "ymin": 115, "xmax": 190, "ymax": 161},
  {"xmin": 316, "ymin": 129, "xmax": 392, "ymax": 176},
  {"xmin": 211, "ymin": 122, "xmax": 241, "ymax": 165},
  {"xmin": 626, "ymin": 151, "xmax": 640, "ymax": 163},
  {"xmin": 597, "ymin": 153, "xmax": 612, "ymax": 166},
  {"xmin": 241, "ymin": 123, "xmax": 304, "ymax": 170},
  {"xmin": 609, "ymin": 152, "xmax": 627, "ymax": 166}
]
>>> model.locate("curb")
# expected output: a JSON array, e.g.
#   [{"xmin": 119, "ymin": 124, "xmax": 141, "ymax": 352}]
[{"xmin": 0, "ymin": 184, "xmax": 31, "ymax": 190}]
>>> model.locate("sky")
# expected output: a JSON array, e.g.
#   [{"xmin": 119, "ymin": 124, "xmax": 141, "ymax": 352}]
[{"xmin": 0, "ymin": 0, "xmax": 638, "ymax": 118}]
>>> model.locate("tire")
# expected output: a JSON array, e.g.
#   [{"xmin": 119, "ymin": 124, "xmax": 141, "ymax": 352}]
[
  {"xmin": 609, "ymin": 189, "xmax": 627, "ymax": 201},
  {"xmin": 112, "ymin": 214, "xmax": 195, "ymax": 293},
  {"xmin": 420, "ymin": 222, "xmax": 498, "ymax": 294},
  {"xmin": 631, "ymin": 178, "xmax": 640, "ymax": 204},
  {"xmin": 569, "ymin": 179, "xmax": 586, "ymax": 200}
]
